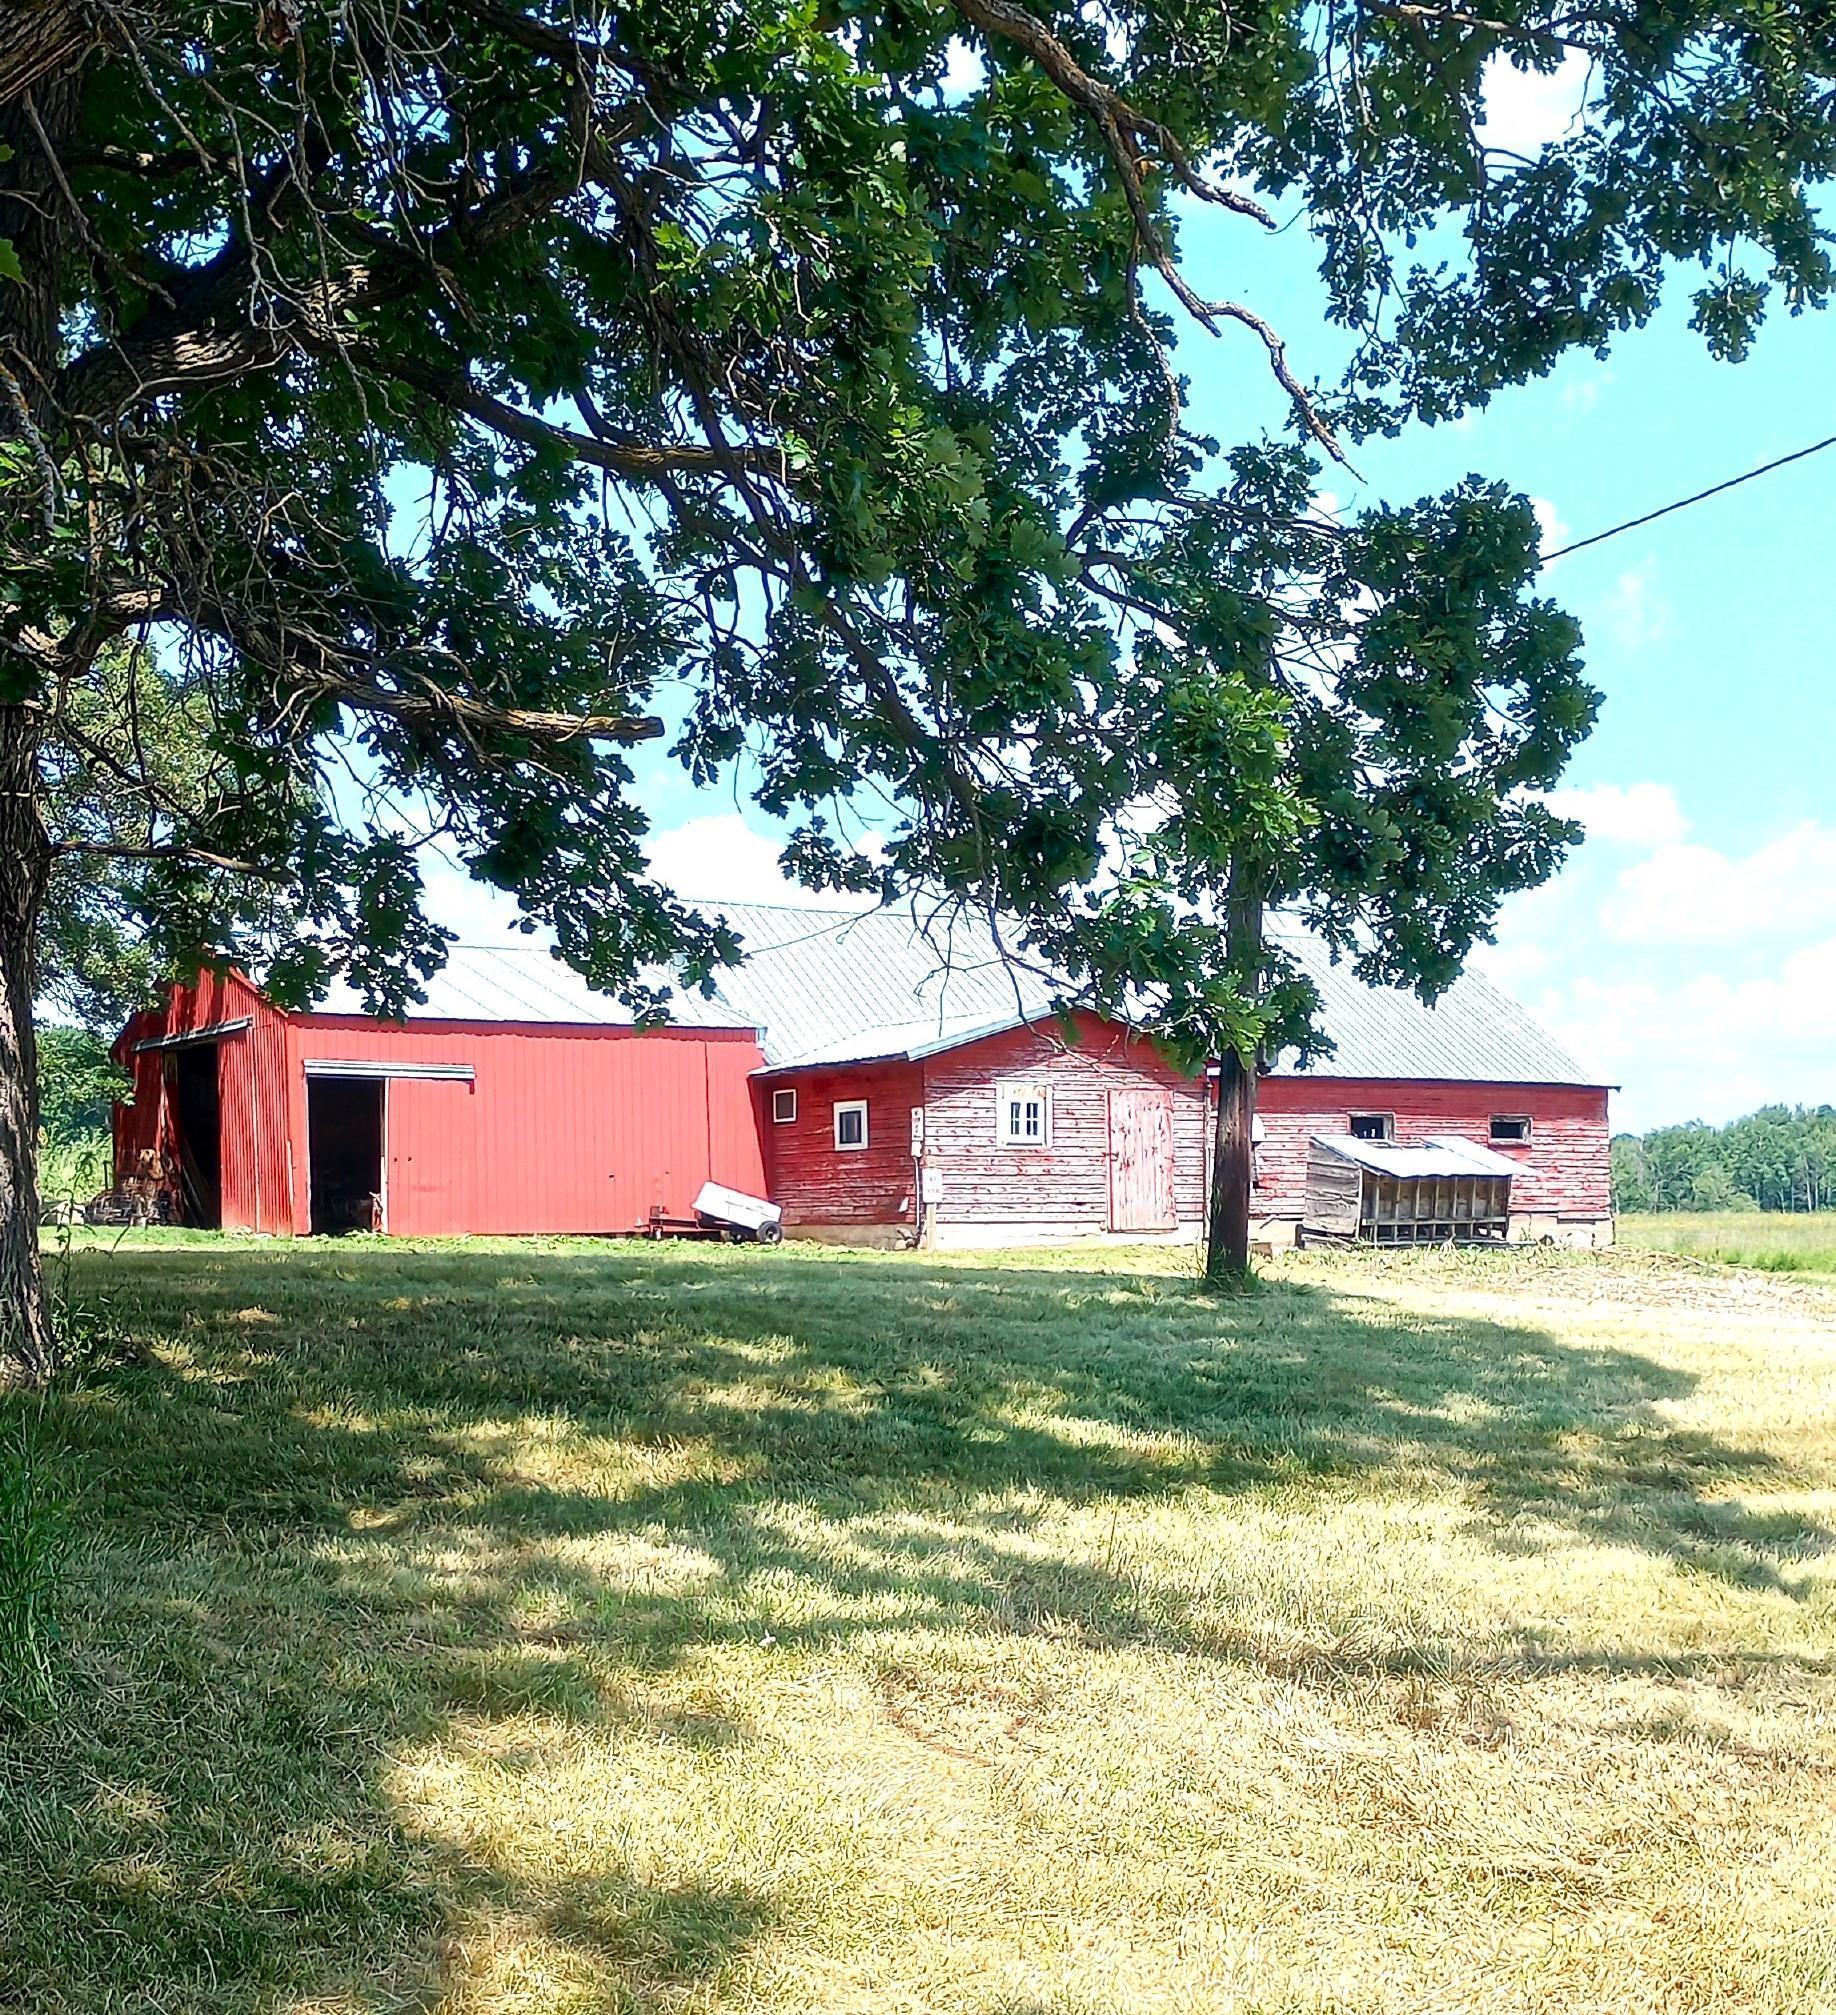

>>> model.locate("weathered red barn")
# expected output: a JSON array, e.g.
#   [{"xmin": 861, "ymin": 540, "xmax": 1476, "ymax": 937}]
[
  {"xmin": 113, "ymin": 902, "xmax": 1611, "ymax": 1247},
  {"xmin": 112, "ymin": 953, "xmax": 766, "ymax": 1236},
  {"xmin": 717, "ymin": 904, "xmax": 1613, "ymax": 1250}
]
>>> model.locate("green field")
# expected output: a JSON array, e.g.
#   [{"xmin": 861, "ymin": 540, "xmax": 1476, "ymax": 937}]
[
  {"xmin": 5, "ymin": 1235, "xmax": 1836, "ymax": 2013},
  {"xmin": 1619, "ymin": 1210, "xmax": 1836, "ymax": 1273}
]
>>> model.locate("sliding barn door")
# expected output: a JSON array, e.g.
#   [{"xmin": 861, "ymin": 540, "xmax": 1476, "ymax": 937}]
[{"xmin": 1108, "ymin": 1087, "xmax": 1177, "ymax": 1232}]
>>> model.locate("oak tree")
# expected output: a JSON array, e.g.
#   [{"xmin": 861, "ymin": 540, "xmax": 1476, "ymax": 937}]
[{"xmin": 3, "ymin": 0, "xmax": 1831, "ymax": 1364}]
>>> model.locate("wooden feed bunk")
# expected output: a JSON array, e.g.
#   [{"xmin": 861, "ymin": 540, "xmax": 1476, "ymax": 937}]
[{"xmin": 1302, "ymin": 1134, "xmax": 1518, "ymax": 1247}]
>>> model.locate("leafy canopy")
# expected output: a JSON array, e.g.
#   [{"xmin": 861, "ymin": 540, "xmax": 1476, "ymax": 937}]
[{"xmin": 3, "ymin": 0, "xmax": 1831, "ymax": 1053}]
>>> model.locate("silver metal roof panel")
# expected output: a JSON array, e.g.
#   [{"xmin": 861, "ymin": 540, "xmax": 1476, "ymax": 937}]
[
  {"xmin": 1312, "ymin": 1132, "xmax": 1525, "ymax": 1178},
  {"xmin": 711, "ymin": 903, "xmax": 1599, "ymax": 1086},
  {"xmin": 302, "ymin": 901, "xmax": 1600, "ymax": 1089},
  {"xmin": 308, "ymin": 942, "xmax": 750, "ymax": 1031}
]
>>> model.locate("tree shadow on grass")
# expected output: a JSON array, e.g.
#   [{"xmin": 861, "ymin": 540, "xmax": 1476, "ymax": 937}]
[
  {"xmin": 116, "ymin": 1238, "xmax": 1818, "ymax": 1592},
  {"xmin": 2, "ymin": 1238, "xmax": 1829, "ymax": 2009}
]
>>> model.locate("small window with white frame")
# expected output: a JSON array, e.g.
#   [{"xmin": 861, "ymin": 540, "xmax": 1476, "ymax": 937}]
[
  {"xmin": 772, "ymin": 1086, "xmax": 797, "ymax": 1124},
  {"xmin": 996, "ymin": 1080, "xmax": 1051, "ymax": 1147},
  {"xmin": 833, "ymin": 1099, "xmax": 868, "ymax": 1150},
  {"xmin": 1489, "ymin": 1114, "xmax": 1532, "ymax": 1144},
  {"xmin": 1349, "ymin": 1112, "xmax": 1394, "ymax": 1142}
]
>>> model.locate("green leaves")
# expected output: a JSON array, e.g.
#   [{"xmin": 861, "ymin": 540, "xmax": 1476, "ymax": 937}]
[{"xmin": 4, "ymin": 0, "xmax": 1826, "ymax": 1057}]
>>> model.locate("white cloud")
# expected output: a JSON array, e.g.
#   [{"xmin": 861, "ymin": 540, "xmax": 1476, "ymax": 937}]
[
  {"xmin": 1478, "ymin": 50, "xmax": 1591, "ymax": 157},
  {"xmin": 1599, "ymin": 822, "xmax": 1836, "ymax": 947},
  {"xmin": 940, "ymin": 36, "xmax": 984, "ymax": 98},
  {"xmin": 1477, "ymin": 779, "xmax": 1836, "ymax": 1129},
  {"xmin": 1599, "ymin": 559, "xmax": 1669, "ymax": 652},
  {"xmin": 419, "ymin": 847, "xmax": 531, "ymax": 944},
  {"xmin": 1542, "ymin": 939, "xmax": 1836, "ymax": 1129},
  {"xmin": 1474, "ymin": 937, "xmax": 1551, "ymax": 994},
  {"xmin": 1530, "ymin": 494, "xmax": 1570, "ymax": 562},
  {"xmin": 645, "ymin": 813, "xmax": 865, "ymax": 909},
  {"xmin": 1546, "ymin": 781, "xmax": 1690, "ymax": 850},
  {"xmin": 1558, "ymin": 371, "xmax": 1611, "ymax": 417}
]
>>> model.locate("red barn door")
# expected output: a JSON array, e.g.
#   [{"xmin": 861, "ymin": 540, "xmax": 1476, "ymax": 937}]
[{"xmin": 1108, "ymin": 1087, "xmax": 1176, "ymax": 1232}]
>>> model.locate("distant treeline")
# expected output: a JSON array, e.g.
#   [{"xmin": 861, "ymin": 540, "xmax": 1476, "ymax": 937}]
[{"xmin": 1613, "ymin": 1107, "xmax": 1836, "ymax": 1214}]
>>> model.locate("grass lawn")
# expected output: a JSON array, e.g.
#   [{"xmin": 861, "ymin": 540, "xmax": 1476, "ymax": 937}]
[
  {"xmin": 5, "ymin": 1235, "xmax": 1836, "ymax": 2014},
  {"xmin": 1620, "ymin": 1211, "xmax": 1836, "ymax": 1274}
]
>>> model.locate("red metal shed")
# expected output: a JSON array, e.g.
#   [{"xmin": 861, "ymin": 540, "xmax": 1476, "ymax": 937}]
[{"xmin": 114, "ymin": 953, "xmax": 766, "ymax": 1236}]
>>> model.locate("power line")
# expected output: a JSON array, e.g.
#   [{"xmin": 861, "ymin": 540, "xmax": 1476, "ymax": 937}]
[{"xmin": 1541, "ymin": 430, "xmax": 1836, "ymax": 564}]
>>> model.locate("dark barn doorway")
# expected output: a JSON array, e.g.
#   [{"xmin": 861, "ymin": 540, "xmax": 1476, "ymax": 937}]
[
  {"xmin": 308, "ymin": 1078, "xmax": 384, "ymax": 1234},
  {"xmin": 169, "ymin": 1044, "xmax": 223, "ymax": 1228}
]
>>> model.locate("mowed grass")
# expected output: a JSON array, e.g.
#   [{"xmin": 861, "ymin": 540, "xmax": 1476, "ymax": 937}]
[
  {"xmin": 6, "ymin": 1235, "xmax": 1836, "ymax": 2014},
  {"xmin": 1621, "ymin": 1210, "xmax": 1836, "ymax": 1274}
]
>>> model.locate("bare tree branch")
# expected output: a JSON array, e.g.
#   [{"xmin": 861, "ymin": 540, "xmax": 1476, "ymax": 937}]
[
  {"xmin": 367, "ymin": 348, "xmax": 793, "ymax": 486},
  {"xmin": 950, "ymin": 0, "xmax": 1351, "ymax": 467},
  {"xmin": 54, "ymin": 839, "xmax": 288, "ymax": 880}
]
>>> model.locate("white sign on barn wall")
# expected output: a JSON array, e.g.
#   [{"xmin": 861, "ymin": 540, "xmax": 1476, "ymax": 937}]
[
  {"xmin": 921, "ymin": 1167, "xmax": 945, "ymax": 1204},
  {"xmin": 910, "ymin": 1107, "xmax": 925, "ymax": 1157}
]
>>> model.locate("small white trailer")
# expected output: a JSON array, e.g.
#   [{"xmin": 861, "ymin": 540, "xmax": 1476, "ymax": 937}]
[{"xmin": 642, "ymin": 1181, "xmax": 785, "ymax": 1244}]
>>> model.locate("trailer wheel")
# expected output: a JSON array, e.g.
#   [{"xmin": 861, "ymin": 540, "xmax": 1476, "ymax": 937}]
[{"xmin": 758, "ymin": 1221, "xmax": 784, "ymax": 1245}]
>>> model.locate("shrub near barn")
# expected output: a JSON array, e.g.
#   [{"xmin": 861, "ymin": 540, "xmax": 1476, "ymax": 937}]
[{"xmin": 35, "ymin": 1029, "xmax": 121, "ymax": 1211}]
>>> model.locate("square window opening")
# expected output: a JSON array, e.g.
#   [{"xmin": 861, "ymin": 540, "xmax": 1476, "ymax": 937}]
[
  {"xmin": 834, "ymin": 1100, "xmax": 868, "ymax": 1150},
  {"xmin": 1350, "ymin": 1113, "xmax": 1394, "ymax": 1142},
  {"xmin": 996, "ymin": 1081, "xmax": 1050, "ymax": 1146},
  {"xmin": 1490, "ymin": 1114, "xmax": 1533, "ymax": 1144},
  {"xmin": 772, "ymin": 1087, "xmax": 797, "ymax": 1124}
]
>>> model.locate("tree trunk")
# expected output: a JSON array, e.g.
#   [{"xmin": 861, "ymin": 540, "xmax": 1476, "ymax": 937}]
[
  {"xmin": 1204, "ymin": 870, "xmax": 1265, "ymax": 1283},
  {"xmin": 0, "ymin": 711, "xmax": 53, "ymax": 1382},
  {"xmin": 0, "ymin": 83, "xmax": 72, "ymax": 1381},
  {"xmin": 0, "ymin": 1, "xmax": 91, "ymax": 111}
]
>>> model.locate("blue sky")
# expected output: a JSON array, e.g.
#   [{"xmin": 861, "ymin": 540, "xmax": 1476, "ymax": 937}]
[{"xmin": 421, "ymin": 55, "xmax": 1836, "ymax": 1136}]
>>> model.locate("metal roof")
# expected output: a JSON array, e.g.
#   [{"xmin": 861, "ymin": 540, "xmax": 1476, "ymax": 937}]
[
  {"xmin": 304, "ymin": 901, "xmax": 1600, "ymax": 1088},
  {"xmin": 707, "ymin": 903, "xmax": 1059, "ymax": 1068},
  {"xmin": 307, "ymin": 942, "xmax": 750, "ymax": 1031},
  {"xmin": 708, "ymin": 902, "xmax": 1600, "ymax": 1086},
  {"xmin": 1312, "ymin": 1132, "xmax": 1524, "ymax": 1179},
  {"xmin": 1273, "ymin": 936, "xmax": 1592, "ymax": 1085}
]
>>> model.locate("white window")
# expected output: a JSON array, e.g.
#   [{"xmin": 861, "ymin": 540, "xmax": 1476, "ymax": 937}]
[
  {"xmin": 1490, "ymin": 1114, "xmax": 1532, "ymax": 1144},
  {"xmin": 1349, "ymin": 1112, "xmax": 1394, "ymax": 1142},
  {"xmin": 996, "ymin": 1080, "xmax": 1051, "ymax": 1146},
  {"xmin": 833, "ymin": 1099, "xmax": 868, "ymax": 1150},
  {"xmin": 772, "ymin": 1087, "xmax": 797, "ymax": 1124}
]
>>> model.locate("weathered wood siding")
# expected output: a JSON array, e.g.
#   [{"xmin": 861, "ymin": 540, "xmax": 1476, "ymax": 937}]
[
  {"xmin": 921, "ymin": 1017, "xmax": 1207, "ymax": 1236},
  {"xmin": 1257, "ymin": 1076, "xmax": 1611, "ymax": 1220},
  {"xmin": 1303, "ymin": 1140, "xmax": 1364, "ymax": 1235},
  {"xmin": 758, "ymin": 1060, "xmax": 924, "ymax": 1228}
]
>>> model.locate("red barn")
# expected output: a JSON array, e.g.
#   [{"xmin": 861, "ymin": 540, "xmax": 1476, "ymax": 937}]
[
  {"xmin": 112, "ymin": 953, "xmax": 766, "ymax": 1236},
  {"xmin": 112, "ymin": 903, "xmax": 1611, "ymax": 1248},
  {"xmin": 715, "ymin": 904, "xmax": 1613, "ymax": 1250}
]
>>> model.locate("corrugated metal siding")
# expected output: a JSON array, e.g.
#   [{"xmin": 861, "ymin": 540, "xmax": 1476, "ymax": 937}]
[
  {"xmin": 1255, "ymin": 1077, "xmax": 1611, "ymax": 1220},
  {"xmin": 921, "ymin": 1018, "xmax": 1208, "ymax": 1233},
  {"xmin": 760, "ymin": 1060, "xmax": 923, "ymax": 1227},
  {"xmin": 288, "ymin": 1017, "xmax": 767, "ymax": 1235},
  {"xmin": 112, "ymin": 1008, "xmax": 166, "ymax": 1170},
  {"xmin": 112, "ymin": 971, "xmax": 295, "ymax": 1234}
]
